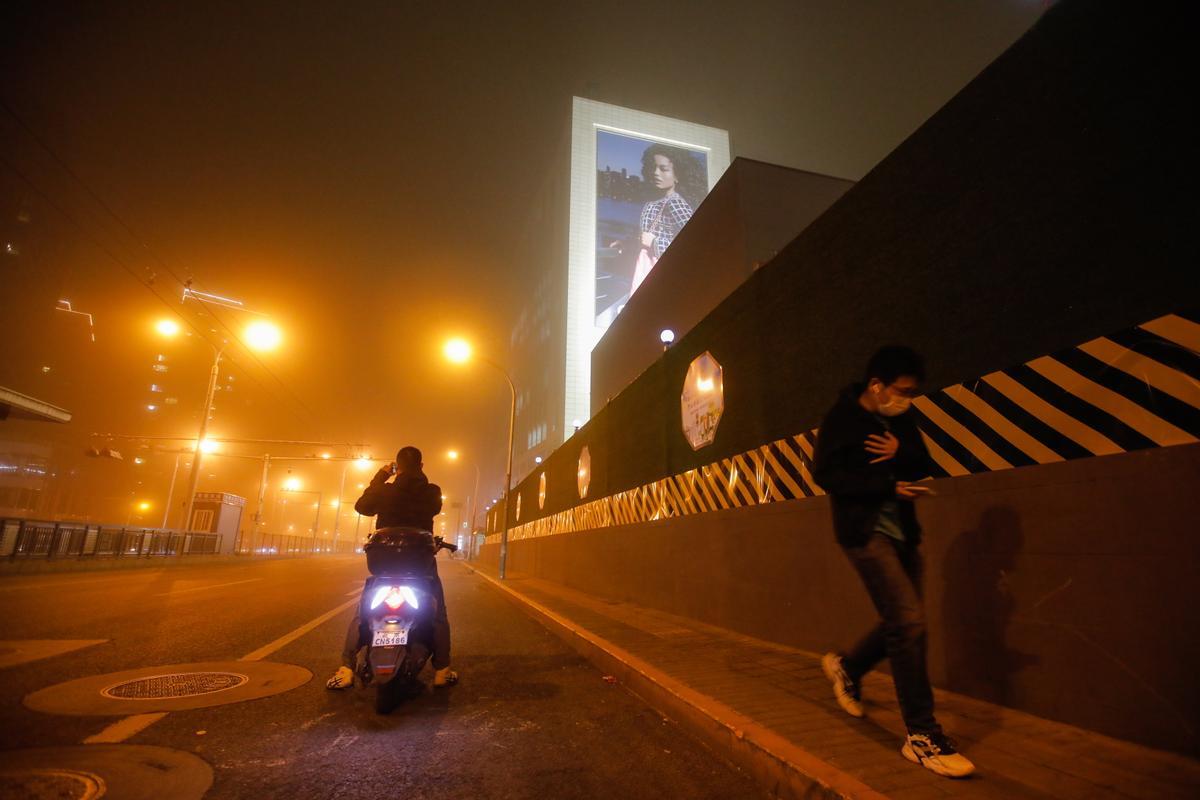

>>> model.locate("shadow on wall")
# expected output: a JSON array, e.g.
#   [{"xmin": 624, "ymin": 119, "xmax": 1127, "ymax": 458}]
[{"xmin": 941, "ymin": 506, "xmax": 1037, "ymax": 707}]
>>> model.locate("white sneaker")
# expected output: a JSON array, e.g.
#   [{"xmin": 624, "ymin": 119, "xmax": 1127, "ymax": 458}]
[
  {"xmin": 433, "ymin": 667, "xmax": 458, "ymax": 687},
  {"xmin": 902, "ymin": 733, "xmax": 975, "ymax": 778},
  {"xmin": 325, "ymin": 666, "xmax": 354, "ymax": 690},
  {"xmin": 821, "ymin": 653, "xmax": 864, "ymax": 718}
]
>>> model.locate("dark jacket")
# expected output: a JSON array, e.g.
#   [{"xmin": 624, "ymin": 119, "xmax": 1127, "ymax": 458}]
[
  {"xmin": 354, "ymin": 468, "xmax": 443, "ymax": 532},
  {"xmin": 812, "ymin": 384, "xmax": 935, "ymax": 548}
]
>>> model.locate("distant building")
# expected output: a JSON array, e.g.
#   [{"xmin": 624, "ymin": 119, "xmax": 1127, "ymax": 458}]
[{"xmin": 507, "ymin": 99, "xmax": 852, "ymax": 485}]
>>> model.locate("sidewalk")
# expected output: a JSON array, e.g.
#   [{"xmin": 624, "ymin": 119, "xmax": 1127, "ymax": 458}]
[{"xmin": 466, "ymin": 565, "xmax": 1200, "ymax": 800}]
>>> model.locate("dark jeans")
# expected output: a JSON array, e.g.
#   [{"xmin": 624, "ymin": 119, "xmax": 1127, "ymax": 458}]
[
  {"xmin": 342, "ymin": 572, "xmax": 451, "ymax": 670},
  {"xmin": 840, "ymin": 533, "xmax": 941, "ymax": 736}
]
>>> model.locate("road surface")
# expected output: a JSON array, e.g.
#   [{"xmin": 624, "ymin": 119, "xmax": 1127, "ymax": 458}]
[{"xmin": 0, "ymin": 556, "xmax": 764, "ymax": 799}]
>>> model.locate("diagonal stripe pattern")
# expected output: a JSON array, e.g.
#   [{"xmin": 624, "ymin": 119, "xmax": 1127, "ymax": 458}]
[{"xmin": 489, "ymin": 312, "xmax": 1200, "ymax": 544}]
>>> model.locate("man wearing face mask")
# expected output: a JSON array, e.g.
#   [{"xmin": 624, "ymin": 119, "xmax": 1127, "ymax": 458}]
[{"xmin": 812, "ymin": 346, "xmax": 975, "ymax": 778}]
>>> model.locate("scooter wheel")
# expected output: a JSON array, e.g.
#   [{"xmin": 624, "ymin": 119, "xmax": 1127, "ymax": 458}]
[{"xmin": 374, "ymin": 678, "xmax": 405, "ymax": 714}]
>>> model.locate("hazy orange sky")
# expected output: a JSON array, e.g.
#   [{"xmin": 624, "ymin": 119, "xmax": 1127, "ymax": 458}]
[{"xmin": 0, "ymin": 1, "xmax": 1044, "ymax": 524}]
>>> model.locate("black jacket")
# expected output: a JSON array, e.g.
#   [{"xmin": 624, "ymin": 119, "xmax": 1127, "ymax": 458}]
[
  {"xmin": 812, "ymin": 384, "xmax": 935, "ymax": 548},
  {"xmin": 354, "ymin": 468, "xmax": 443, "ymax": 532}
]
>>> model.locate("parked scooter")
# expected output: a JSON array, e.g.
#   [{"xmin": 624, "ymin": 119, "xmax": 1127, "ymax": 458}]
[{"xmin": 354, "ymin": 526, "xmax": 457, "ymax": 713}]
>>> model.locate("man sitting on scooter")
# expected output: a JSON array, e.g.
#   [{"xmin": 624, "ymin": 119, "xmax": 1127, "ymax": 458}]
[{"xmin": 326, "ymin": 446, "xmax": 458, "ymax": 689}]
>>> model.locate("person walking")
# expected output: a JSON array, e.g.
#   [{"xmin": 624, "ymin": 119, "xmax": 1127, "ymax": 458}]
[{"xmin": 812, "ymin": 346, "xmax": 974, "ymax": 778}]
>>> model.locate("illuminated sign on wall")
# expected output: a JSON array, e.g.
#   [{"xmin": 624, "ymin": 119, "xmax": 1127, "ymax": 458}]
[
  {"xmin": 567, "ymin": 98, "xmax": 730, "ymax": 435},
  {"xmin": 681, "ymin": 351, "xmax": 724, "ymax": 450}
]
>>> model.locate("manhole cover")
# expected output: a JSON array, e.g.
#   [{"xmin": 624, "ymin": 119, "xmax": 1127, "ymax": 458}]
[
  {"xmin": 26, "ymin": 660, "xmax": 311, "ymax": 715},
  {"xmin": 101, "ymin": 672, "xmax": 248, "ymax": 700},
  {"xmin": 0, "ymin": 768, "xmax": 106, "ymax": 799}
]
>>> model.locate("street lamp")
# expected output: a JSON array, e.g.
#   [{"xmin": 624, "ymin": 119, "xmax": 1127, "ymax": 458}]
[
  {"xmin": 445, "ymin": 449, "xmax": 480, "ymax": 558},
  {"xmin": 443, "ymin": 337, "xmax": 516, "ymax": 579},
  {"xmin": 333, "ymin": 456, "xmax": 375, "ymax": 550},
  {"xmin": 157, "ymin": 318, "xmax": 282, "ymax": 532},
  {"xmin": 155, "ymin": 319, "xmax": 181, "ymax": 337}
]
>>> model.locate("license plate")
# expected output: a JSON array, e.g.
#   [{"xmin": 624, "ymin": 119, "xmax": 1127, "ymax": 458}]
[{"xmin": 372, "ymin": 629, "xmax": 408, "ymax": 647}]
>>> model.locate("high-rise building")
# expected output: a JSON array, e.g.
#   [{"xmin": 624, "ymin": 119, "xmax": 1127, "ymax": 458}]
[{"xmin": 508, "ymin": 99, "xmax": 731, "ymax": 481}]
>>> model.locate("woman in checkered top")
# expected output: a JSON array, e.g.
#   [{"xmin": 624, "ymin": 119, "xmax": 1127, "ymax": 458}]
[{"xmin": 631, "ymin": 144, "xmax": 705, "ymax": 292}]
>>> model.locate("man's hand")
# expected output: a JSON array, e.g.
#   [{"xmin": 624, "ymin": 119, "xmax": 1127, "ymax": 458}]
[
  {"xmin": 640, "ymin": 231, "xmax": 655, "ymax": 248},
  {"xmin": 865, "ymin": 432, "xmax": 899, "ymax": 464},
  {"xmin": 895, "ymin": 481, "xmax": 933, "ymax": 499}
]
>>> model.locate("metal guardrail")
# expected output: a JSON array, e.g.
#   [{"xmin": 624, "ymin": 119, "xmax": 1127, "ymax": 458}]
[
  {"xmin": 235, "ymin": 531, "xmax": 359, "ymax": 556},
  {"xmin": 0, "ymin": 517, "xmax": 222, "ymax": 560}
]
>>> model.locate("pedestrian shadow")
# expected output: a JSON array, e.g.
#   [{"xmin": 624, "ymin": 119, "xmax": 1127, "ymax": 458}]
[{"xmin": 940, "ymin": 506, "xmax": 1037, "ymax": 736}]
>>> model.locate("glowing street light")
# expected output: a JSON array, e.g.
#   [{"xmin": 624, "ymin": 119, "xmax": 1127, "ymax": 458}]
[
  {"xmin": 443, "ymin": 338, "xmax": 472, "ymax": 364},
  {"xmin": 443, "ymin": 336, "xmax": 517, "ymax": 579},
  {"xmin": 283, "ymin": 476, "xmax": 302, "ymax": 492},
  {"xmin": 156, "ymin": 312, "xmax": 283, "ymax": 532},
  {"xmin": 244, "ymin": 320, "xmax": 282, "ymax": 351},
  {"xmin": 198, "ymin": 438, "xmax": 219, "ymax": 454},
  {"xmin": 445, "ymin": 449, "xmax": 481, "ymax": 556},
  {"xmin": 155, "ymin": 319, "xmax": 181, "ymax": 337},
  {"xmin": 137, "ymin": 501, "xmax": 152, "ymax": 512}
]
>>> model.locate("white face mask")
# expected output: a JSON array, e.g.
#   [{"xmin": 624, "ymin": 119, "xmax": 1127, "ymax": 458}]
[
  {"xmin": 877, "ymin": 396, "xmax": 911, "ymax": 417},
  {"xmin": 872, "ymin": 383, "xmax": 912, "ymax": 417}
]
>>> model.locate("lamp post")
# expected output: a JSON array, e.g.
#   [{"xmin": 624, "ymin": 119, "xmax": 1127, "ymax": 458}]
[
  {"xmin": 443, "ymin": 338, "xmax": 516, "ymax": 579},
  {"xmin": 156, "ymin": 317, "xmax": 281, "ymax": 532},
  {"xmin": 162, "ymin": 452, "xmax": 181, "ymax": 529},
  {"xmin": 447, "ymin": 449, "xmax": 481, "ymax": 559},
  {"xmin": 333, "ymin": 457, "xmax": 375, "ymax": 552},
  {"xmin": 181, "ymin": 345, "xmax": 224, "ymax": 532}
]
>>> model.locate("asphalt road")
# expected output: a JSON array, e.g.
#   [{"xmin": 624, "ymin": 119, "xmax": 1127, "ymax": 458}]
[{"xmin": 0, "ymin": 556, "xmax": 764, "ymax": 799}]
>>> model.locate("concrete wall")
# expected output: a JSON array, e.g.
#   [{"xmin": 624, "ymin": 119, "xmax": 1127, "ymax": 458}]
[
  {"xmin": 481, "ymin": 441, "xmax": 1200, "ymax": 756},
  {"xmin": 507, "ymin": 0, "xmax": 1199, "ymax": 529}
]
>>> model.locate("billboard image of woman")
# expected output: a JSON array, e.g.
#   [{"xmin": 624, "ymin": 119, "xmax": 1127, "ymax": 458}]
[{"xmin": 596, "ymin": 131, "xmax": 708, "ymax": 328}]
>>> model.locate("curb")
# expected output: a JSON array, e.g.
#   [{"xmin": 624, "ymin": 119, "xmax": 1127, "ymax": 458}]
[{"xmin": 464, "ymin": 564, "xmax": 887, "ymax": 800}]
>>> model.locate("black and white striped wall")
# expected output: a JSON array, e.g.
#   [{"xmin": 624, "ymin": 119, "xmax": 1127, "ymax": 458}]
[{"xmin": 490, "ymin": 311, "xmax": 1198, "ymax": 544}]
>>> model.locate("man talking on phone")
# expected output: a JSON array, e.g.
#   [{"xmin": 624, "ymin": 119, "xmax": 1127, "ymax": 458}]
[
  {"xmin": 812, "ymin": 346, "xmax": 974, "ymax": 778},
  {"xmin": 326, "ymin": 446, "xmax": 458, "ymax": 690}
]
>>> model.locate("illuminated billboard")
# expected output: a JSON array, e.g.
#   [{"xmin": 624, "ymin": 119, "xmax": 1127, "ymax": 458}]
[
  {"xmin": 595, "ymin": 131, "xmax": 710, "ymax": 328},
  {"xmin": 567, "ymin": 98, "xmax": 730, "ymax": 433}
]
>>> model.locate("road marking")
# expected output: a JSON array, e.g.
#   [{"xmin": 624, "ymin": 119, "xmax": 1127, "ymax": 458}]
[
  {"xmin": 156, "ymin": 578, "xmax": 262, "ymax": 596},
  {"xmin": 239, "ymin": 597, "xmax": 358, "ymax": 662},
  {"xmin": 80, "ymin": 594, "xmax": 357, "ymax": 744},
  {"xmin": 83, "ymin": 712, "xmax": 168, "ymax": 744},
  {"xmin": 0, "ymin": 639, "xmax": 107, "ymax": 669}
]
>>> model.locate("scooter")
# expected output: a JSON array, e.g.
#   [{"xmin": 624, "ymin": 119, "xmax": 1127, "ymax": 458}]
[{"xmin": 355, "ymin": 527, "xmax": 457, "ymax": 713}]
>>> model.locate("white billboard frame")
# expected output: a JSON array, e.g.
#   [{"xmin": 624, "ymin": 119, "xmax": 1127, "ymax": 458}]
[{"xmin": 566, "ymin": 97, "xmax": 730, "ymax": 435}]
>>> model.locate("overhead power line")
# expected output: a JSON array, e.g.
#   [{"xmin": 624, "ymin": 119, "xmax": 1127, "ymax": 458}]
[{"xmin": 0, "ymin": 98, "xmax": 323, "ymax": 426}]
